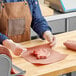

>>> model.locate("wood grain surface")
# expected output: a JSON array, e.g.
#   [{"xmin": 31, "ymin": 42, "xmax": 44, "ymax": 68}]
[{"xmin": 12, "ymin": 31, "xmax": 76, "ymax": 76}]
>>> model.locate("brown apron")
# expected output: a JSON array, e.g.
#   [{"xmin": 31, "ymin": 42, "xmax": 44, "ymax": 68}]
[{"xmin": 0, "ymin": 1, "xmax": 32, "ymax": 43}]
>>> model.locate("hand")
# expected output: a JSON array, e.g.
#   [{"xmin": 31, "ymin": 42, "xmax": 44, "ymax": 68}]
[
  {"xmin": 32, "ymin": 49, "xmax": 50, "ymax": 59},
  {"xmin": 43, "ymin": 31, "xmax": 56, "ymax": 47},
  {"xmin": 3, "ymin": 39, "xmax": 27, "ymax": 56},
  {"xmin": 12, "ymin": 43, "xmax": 27, "ymax": 56}
]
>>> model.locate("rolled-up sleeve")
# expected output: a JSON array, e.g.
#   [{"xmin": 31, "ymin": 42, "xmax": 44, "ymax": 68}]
[
  {"xmin": 31, "ymin": 0, "xmax": 52, "ymax": 38},
  {"xmin": 0, "ymin": 33, "xmax": 8, "ymax": 44}
]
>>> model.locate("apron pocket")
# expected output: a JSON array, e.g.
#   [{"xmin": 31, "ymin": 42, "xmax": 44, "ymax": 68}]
[{"xmin": 8, "ymin": 18, "xmax": 25, "ymax": 36}]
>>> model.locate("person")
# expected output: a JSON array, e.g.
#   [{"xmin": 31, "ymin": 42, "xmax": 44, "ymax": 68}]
[
  {"xmin": 0, "ymin": 0, "xmax": 56, "ymax": 75},
  {"xmin": 1, "ymin": 0, "xmax": 56, "ymax": 56}
]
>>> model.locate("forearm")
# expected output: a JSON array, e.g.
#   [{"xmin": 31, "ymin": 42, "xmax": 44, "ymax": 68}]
[
  {"xmin": 3, "ymin": 39, "xmax": 15, "ymax": 50},
  {"xmin": 3, "ymin": 39, "xmax": 27, "ymax": 56},
  {"xmin": 31, "ymin": 17, "xmax": 52, "ymax": 39},
  {"xmin": 31, "ymin": 0, "xmax": 52, "ymax": 39}
]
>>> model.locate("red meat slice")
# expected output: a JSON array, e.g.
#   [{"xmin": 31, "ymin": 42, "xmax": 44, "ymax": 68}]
[
  {"xmin": 21, "ymin": 43, "xmax": 67, "ymax": 65},
  {"xmin": 32, "ymin": 49, "xmax": 50, "ymax": 59},
  {"xmin": 64, "ymin": 40, "xmax": 76, "ymax": 51}
]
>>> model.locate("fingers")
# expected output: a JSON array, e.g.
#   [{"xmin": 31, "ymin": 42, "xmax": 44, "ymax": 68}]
[
  {"xmin": 50, "ymin": 41, "xmax": 56, "ymax": 47},
  {"xmin": 21, "ymin": 49, "xmax": 27, "ymax": 57},
  {"xmin": 50, "ymin": 36, "xmax": 56, "ymax": 47},
  {"xmin": 43, "ymin": 31, "xmax": 56, "ymax": 47},
  {"xmin": 9, "ymin": 43, "xmax": 27, "ymax": 56},
  {"xmin": 14, "ymin": 47, "xmax": 23, "ymax": 56},
  {"xmin": 44, "ymin": 33, "xmax": 55, "ymax": 45},
  {"xmin": 16, "ymin": 47, "xmax": 27, "ymax": 56}
]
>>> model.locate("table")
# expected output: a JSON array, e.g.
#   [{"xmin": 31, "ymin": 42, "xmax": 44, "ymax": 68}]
[{"xmin": 12, "ymin": 31, "xmax": 76, "ymax": 76}]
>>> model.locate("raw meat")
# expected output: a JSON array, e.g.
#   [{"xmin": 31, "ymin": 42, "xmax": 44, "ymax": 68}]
[
  {"xmin": 64, "ymin": 40, "xmax": 76, "ymax": 51},
  {"xmin": 21, "ymin": 43, "xmax": 67, "ymax": 65},
  {"xmin": 32, "ymin": 49, "xmax": 50, "ymax": 59}
]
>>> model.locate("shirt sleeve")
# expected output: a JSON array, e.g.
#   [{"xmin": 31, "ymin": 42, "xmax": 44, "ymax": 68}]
[
  {"xmin": 0, "ymin": 33, "xmax": 8, "ymax": 44},
  {"xmin": 31, "ymin": 0, "xmax": 52, "ymax": 39}
]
